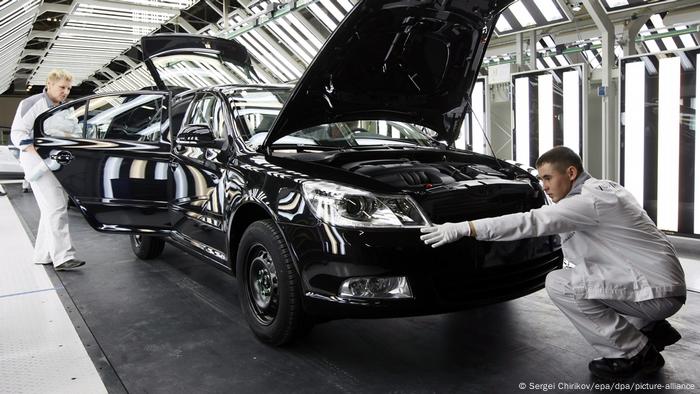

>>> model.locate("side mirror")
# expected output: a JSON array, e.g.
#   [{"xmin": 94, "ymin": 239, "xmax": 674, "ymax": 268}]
[{"xmin": 175, "ymin": 124, "xmax": 223, "ymax": 148}]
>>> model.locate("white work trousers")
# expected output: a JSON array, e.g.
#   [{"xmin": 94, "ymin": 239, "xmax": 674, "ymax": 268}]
[
  {"xmin": 545, "ymin": 269, "xmax": 683, "ymax": 358},
  {"xmin": 20, "ymin": 152, "xmax": 75, "ymax": 266}
]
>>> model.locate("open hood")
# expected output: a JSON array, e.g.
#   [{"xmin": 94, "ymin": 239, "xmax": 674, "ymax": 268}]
[
  {"xmin": 141, "ymin": 34, "xmax": 257, "ymax": 91},
  {"xmin": 265, "ymin": 0, "xmax": 510, "ymax": 148}
]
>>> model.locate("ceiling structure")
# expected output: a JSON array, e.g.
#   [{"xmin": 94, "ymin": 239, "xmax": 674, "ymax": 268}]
[{"xmin": 3, "ymin": 0, "xmax": 700, "ymax": 96}]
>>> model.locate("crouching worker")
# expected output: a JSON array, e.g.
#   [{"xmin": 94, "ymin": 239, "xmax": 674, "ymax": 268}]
[
  {"xmin": 10, "ymin": 69, "xmax": 85, "ymax": 271},
  {"xmin": 420, "ymin": 146, "xmax": 686, "ymax": 381}
]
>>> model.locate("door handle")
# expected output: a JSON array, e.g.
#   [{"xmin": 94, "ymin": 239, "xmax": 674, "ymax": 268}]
[{"xmin": 50, "ymin": 150, "xmax": 74, "ymax": 165}]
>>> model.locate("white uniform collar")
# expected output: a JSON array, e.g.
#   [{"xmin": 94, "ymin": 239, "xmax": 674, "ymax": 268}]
[{"xmin": 565, "ymin": 171, "xmax": 591, "ymax": 199}]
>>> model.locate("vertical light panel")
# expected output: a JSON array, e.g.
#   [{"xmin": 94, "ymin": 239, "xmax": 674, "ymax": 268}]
[
  {"xmin": 456, "ymin": 116, "xmax": 467, "ymax": 149},
  {"xmin": 538, "ymin": 74, "xmax": 554, "ymax": 157},
  {"xmin": 471, "ymin": 80, "xmax": 485, "ymax": 154},
  {"xmin": 696, "ymin": 54, "xmax": 700, "ymax": 234},
  {"xmin": 563, "ymin": 70, "xmax": 580, "ymax": 153},
  {"xmin": 515, "ymin": 77, "xmax": 530, "ymax": 164},
  {"xmin": 624, "ymin": 61, "xmax": 646, "ymax": 206},
  {"xmin": 657, "ymin": 56, "xmax": 680, "ymax": 232}
]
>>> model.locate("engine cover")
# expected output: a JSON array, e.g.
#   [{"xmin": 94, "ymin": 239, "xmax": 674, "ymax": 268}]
[{"xmin": 341, "ymin": 159, "xmax": 456, "ymax": 188}]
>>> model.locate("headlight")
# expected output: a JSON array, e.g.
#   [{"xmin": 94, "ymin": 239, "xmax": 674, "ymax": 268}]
[{"xmin": 301, "ymin": 180, "xmax": 428, "ymax": 228}]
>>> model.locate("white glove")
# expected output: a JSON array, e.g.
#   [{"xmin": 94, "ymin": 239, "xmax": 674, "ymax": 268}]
[
  {"xmin": 24, "ymin": 157, "xmax": 59, "ymax": 182},
  {"xmin": 419, "ymin": 222, "xmax": 471, "ymax": 248},
  {"xmin": 43, "ymin": 109, "xmax": 80, "ymax": 137}
]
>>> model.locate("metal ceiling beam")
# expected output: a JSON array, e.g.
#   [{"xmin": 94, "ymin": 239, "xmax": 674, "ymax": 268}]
[
  {"xmin": 28, "ymin": 30, "xmax": 56, "ymax": 40},
  {"xmin": 38, "ymin": 3, "xmax": 71, "ymax": 14},
  {"xmin": 100, "ymin": 68, "xmax": 118, "ymax": 79},
  {"xmin": 117, "ymin": 55, "xmax": 138, "ymax": 68},
  {"xmin": 622, "ymin": 12, "xmax": 653, "ymax": 56},
  {"xmin": 204, "ymin": 0, "xmax": 225, "ymax": 17},
  {"xmin": 175, "ymin": 16, "xmax": 198, "ymax": 34},
  {"xmin": 21, "ymin": 49, "xmax": 46, "ymax": 57}
]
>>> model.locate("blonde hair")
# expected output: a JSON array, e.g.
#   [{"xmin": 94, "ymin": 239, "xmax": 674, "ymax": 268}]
[{"xmin": 46, "ymin": 69, "xmax": 73, "ymax": 84}]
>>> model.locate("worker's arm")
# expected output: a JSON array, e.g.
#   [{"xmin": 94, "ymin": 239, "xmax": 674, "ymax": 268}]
[
  {"xmin": 420, "ymin": 194, "xmax": 599, "ymax": 247},
  {"xmin": 10, "ymin": 101, "xmax": 37, "ymax": 152}
]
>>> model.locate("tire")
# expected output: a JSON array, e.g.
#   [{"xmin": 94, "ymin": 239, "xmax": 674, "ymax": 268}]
[
  {"xmin": 130, "ymin": 234, "xmax": 165, "ymax": 259},
  {"xmin": 236, "ymin": 220, "xmax": 310, "ymax": 346}
]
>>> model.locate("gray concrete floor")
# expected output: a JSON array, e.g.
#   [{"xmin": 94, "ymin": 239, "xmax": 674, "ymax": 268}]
[{"xmin": 6, "ymin": 184, "xmax": 700, "ymax": 394}]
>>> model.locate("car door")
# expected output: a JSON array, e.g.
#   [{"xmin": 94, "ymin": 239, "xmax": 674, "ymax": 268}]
[
  {"xmin": 34, "ymin": 91, "xmax": 173, "ymax": 233},
  {"xmin": 168, "ymin": 92, "xmax": 231, "ymax": 263}
]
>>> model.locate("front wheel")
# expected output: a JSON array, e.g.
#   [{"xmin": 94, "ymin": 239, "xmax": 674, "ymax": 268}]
[
  {"xmin": 130, "ymin": 234, "xmax": 165, "ymax": 259},
  {"xmin": 236, "ymin": 220, "xmax": 310, "ymax": 346}
]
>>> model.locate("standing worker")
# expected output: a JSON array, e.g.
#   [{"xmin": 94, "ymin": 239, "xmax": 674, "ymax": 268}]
[
  {"xmin": 420, "ymin": 146, "xmax": 686, "ymax": 381},
  {"xmin": 10, "ymin": 69, "xmax": 85, "ymax": 271}
]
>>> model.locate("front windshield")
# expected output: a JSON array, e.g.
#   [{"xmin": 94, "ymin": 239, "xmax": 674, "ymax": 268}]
[
  {"xmin": 282, "ymin": 121, "xmax": 437, "ymax": 148},
  {"xmin": 228, "ymin": 90, "xmax": 439, "ymax": 150}
]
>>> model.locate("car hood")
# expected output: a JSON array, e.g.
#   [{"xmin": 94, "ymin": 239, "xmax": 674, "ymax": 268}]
[
  {"xmin": 264, "ymin": 0, "xmax": 510, "ymax": 148},
  {"xmin": 141, "ymin": 33, "xmax": 257, "ymax": 91}
]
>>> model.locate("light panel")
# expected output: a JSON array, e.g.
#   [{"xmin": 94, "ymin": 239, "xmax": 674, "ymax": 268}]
[
  {"xmin": 696, "ymin": 53, "xmax": 700, "ymax": 234},
  {"xmin": 538, "ymin": 74, "xmax": 554, "ymax": 156},
  {"xmin": 471, "ymin": 80, "xmax": 486, "ymax": 154},
  {"xmin": 563, "ymin": 70, "xmax": 580, "ymax": 153},
  {"xmin": 512, "ymin": 65, "xmax": 585, "ymax": 167},
  {"xmin": 623, "ymin": 61, "xmax": 646, "ymax": 206},
  {"xmin": 514, "ymin": 77, "xmax": 530, "ymax": 165},
  {"xmin": 657, "ymin": 56, "xmax": 680, "ymax": 232}
]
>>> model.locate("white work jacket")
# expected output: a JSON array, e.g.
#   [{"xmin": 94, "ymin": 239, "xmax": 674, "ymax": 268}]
[
  {"xmin": 10, "ymin": 92, "xmax": 61, "ymax": 181},
  {"xmin": 10, "ymin": 91, "xmax": 55, "ymax": 151},
  {"xmin": 472, "ymin": 173, "xmax": 686, "ymax": 302}
]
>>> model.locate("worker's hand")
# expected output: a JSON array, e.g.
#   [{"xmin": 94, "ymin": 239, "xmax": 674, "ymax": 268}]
[
  {"xmin": 24, "ymin": 145, "xmax": 37, "ymax": 154},
  {"xmin": 419, "ymin": 222, "xmax": 471, "ymax": 248}
]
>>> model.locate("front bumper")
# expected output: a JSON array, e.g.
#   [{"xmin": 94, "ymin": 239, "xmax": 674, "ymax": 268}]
[{"xmin": 280, "ymin": 223, "xmax": 563, "ymax": 318}]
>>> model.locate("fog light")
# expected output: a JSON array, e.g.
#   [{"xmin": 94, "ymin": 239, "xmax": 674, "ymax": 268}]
[{"xmin": 339, "ymin": 276, "xmax": 412, "ymax": 299}]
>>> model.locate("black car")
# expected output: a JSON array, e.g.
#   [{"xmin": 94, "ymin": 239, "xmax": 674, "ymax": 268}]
[{"xmin": 35, "ymin": 0, "xmax": 562, "ymax": 345}]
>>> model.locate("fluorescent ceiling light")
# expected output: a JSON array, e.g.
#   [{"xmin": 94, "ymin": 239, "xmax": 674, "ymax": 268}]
[
  {"xmin": 538, "ymin": 0, "xmax": 563, "ymax": 21},
  {"xmin": 510, "ymin": 2, "xmax": 536, "ymax": 27},
  {"xmin": 496, "ymin": 17, "xmax": 513, "ymax": 32},
  {"xmin": 320, "ymin": 0, "xmax": 346, "ymax": 22},
  {"xmin": 308, "ymin": 3, "xmax": 337, "ymax": 30}
]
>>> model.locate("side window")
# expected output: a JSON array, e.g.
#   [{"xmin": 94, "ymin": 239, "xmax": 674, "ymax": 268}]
[
  {"xmin": 169, "ymin": 94, "xmax": 195, "ymax": 140},
  {"xmin": 177, "ymin": 94, "xmax": 229, "ymax": 163},
  {"xmin": 82, "ymin": 94, "xmax": 164, "ymax": 141},
  {"xmin": 184, "ymin": 95, "xmax": 227, "ymax": 140},
  {"xmin": 42, "ymin": 101, "xmax": 87, "ymax": 138}
]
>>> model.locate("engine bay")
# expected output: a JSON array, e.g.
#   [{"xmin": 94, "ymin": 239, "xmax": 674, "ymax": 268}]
[{"xmin": 339, "ymin": 158, "xmax": 511, "ymax": 189}]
